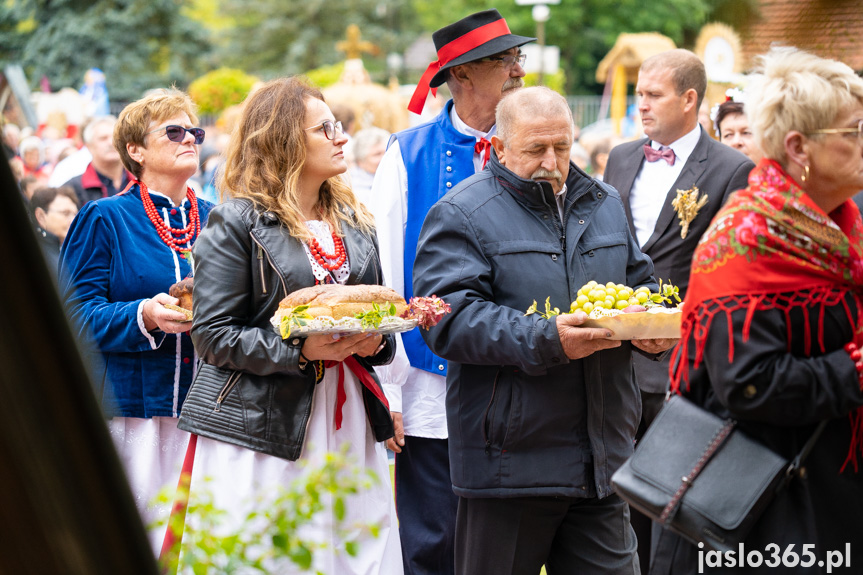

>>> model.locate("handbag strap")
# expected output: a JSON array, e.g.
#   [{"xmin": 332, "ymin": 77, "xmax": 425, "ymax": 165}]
[
  {"xmin": 658, "ymin": 418, "xmax": 736, "ymax": 524},
  {"xmin": 783, "ymin": 419, "xmax": 829, "ymax": 481}
]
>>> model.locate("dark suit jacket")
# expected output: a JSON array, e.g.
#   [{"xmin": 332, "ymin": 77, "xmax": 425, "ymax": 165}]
[{"xmin": 604, "ymin": 128, "xmax": 754, "ymax": 394}]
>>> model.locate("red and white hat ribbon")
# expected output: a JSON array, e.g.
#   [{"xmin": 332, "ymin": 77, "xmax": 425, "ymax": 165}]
[{"xmin": 408, "ymin": 19, "xmax": 512, "ymax": 115}]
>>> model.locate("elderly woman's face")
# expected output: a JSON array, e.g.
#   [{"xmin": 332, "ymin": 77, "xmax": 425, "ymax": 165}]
[
  {"xmin": 23, "ymin": 148, "xmax": 41, "ymax": 170},
  {"xmin": 357, "ymin": 141, "xmax": 386, "ymax": 175},
  {"xmin": 136, "ymin": 113, "xmax": 200, "ymax": 183},
  {"xmin": 807, "ymin": 104, "xmax": 863, "ymax": 202},
  {"xmin": 719, "ymin": 113, "xmax": 760, "ymax": 162},
  {"xmin": 36, "ymin": 195, "xmax": 78, "ymax": 244}
]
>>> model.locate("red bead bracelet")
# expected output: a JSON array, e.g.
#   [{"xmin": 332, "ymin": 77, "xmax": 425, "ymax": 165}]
[{"xmin": 844, "ymin": 342, "xmax": 863, "ymax": 388}]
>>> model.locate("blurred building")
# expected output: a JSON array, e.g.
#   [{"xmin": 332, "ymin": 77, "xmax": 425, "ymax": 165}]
[{"xmin": 739, "ymin": 0, "xmax": 863, "ymax": 71}]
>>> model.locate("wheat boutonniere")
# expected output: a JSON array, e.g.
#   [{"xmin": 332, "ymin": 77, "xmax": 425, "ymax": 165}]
[{"xmin": 671, "ymin": 186, "xmax": 708, "ymax": 239}]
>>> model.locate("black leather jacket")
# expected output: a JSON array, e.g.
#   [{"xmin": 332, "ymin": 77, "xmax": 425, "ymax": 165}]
[{"xmin": 178, "ymin": 198, "xmax": 395, "ymax": 460}]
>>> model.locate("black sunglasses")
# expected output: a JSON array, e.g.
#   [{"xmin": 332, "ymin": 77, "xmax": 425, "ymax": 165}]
[{"xmin": 147, "ymin": 124, "xmax": 206, "ymax": 145}]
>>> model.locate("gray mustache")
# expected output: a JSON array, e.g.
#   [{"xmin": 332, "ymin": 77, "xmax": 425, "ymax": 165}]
[
  {"xmin": 531, "ymin": 168, "xmax": 562, "ymax": 182},
  {"xmin": 503, "ymin": 78, "xmax": 525, "ymax": 91}
]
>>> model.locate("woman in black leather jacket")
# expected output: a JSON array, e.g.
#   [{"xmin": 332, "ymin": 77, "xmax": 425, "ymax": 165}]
[{"xmin": 177, "ymin": 77, "xmax": 403, "ymax": 574}]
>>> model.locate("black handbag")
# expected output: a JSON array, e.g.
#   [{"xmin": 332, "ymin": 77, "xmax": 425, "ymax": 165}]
[{"xmin": 611, "ymin": 394, "xmax": 827, "ymax": 552}]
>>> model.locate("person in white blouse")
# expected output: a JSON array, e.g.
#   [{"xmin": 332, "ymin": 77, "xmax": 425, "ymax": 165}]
[{"xmin": 366, "ymin": 9, "xmax": 533, "ymax": 575}]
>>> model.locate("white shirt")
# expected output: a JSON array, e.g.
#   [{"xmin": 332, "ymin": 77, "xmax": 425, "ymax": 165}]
[
  {"xmin": 366, "ymin": 105, "xmax": 491, "ymax": 439},
  {"xmin": 49, "ymin": 146, "xmax": 92, "ymax": 186},
  {"xmin": 346, "ymin": 166, "xmax": 376, "ymax": 207},
  {"xmin": 555, "ymin": 184, "xmax": 568, "ymax": 223},
  {"xmin": 629, "ymin": 125, "xmax": 701, "ymax": 247}
]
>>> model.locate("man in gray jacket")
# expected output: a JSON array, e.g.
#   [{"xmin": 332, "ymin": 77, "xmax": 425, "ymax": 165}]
[{"xmin": 414, "ymin": 87, "xmax": 677, "ymax": 574}]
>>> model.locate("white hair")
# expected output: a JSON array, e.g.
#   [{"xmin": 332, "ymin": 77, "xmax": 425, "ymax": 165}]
[
  {"xmin": 351, "ymin": 127, "xmax": 391, "ymax": 162},
  {"xmin": 82, "ymin": 115, "xmax": 117, "ymax": 144}
]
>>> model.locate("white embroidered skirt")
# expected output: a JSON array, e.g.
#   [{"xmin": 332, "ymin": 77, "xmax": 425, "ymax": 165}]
[
  {"xmin": 181, "ymin": 365, "xmax": 403, "ymax": 574},
  {"xmin": 108, "ymin": 416, "xmax": 191, "ymax": 554}
]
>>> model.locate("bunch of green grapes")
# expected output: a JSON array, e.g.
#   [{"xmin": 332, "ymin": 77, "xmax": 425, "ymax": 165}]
[{"xmin": 569, "ymin": 281, "xmax": 651, "ymax": 314}]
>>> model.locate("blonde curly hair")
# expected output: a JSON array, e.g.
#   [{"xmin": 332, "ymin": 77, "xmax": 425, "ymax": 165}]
[{"xmin": 219, "ymin": 77, "xmax": 374, "ymax": 240}]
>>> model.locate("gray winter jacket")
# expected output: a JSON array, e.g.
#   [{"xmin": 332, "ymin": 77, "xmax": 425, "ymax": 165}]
[{"xmin": 414, "ymin": 154, "xmax": 657, "ymax": 499}]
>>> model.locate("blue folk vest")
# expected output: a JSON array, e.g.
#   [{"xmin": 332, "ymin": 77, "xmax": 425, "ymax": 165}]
[{"xmin": 393, "ymin": 100, "xmax": 479, "ymax": 377}]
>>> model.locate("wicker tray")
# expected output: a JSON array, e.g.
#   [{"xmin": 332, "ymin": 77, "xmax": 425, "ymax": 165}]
[{"xmin": 581, "ymin": 308, "xmax": 681, "ymax": 340}]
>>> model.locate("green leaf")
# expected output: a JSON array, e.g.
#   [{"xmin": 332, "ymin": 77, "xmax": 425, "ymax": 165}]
[
  {"xmin": 280, "ymin": 305, "xmax": 314, "ymax": 338},
  {"xmin": 290, "ymin": 544, "xmax": 313, "ymax": 569},
  {"xmin": 333, "ymin": 497, "xmax": 345, "ymax": 521},
  {"xmin": 345, "ymin": 540, "xmax": 358, "ymax": 557},
  {"xmin": 272, "ymin": 533, "xmax": 288, "ymax": 550}
]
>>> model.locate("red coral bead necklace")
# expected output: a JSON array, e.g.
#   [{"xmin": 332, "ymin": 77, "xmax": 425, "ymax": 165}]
[
  {"xmin": 308, "ymin": 233, "xmax": 346, "ymax": 271},
  {"xmin": 139, "ymin": 180, "xmax": 201, "ymax": 253}
]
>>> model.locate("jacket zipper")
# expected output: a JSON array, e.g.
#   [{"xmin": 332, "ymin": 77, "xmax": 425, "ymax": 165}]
[
  {"xmin": 553, "ymin": 205, "xmax": 567, "ymax": 254},
  {"xmin": 250, "ymin": 233, "xmax": 288, "ymax": 297},
  {"xmin": 257, "ymin": 244, "xmax": 267, "ymax": 294},
  {"xmin": 214, "ymin": 371, "xmax": 241, "ymax": 412},
  {"xmin": 295, "ymin": 368, "xmax": 319, "ymax": 460},
  {"xmin": 482, "ymin": 369, "xmax": 502, "ymax": 455}
]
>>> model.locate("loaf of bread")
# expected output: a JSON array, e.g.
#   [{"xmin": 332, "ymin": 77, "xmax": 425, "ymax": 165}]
[
  {"xmin": 278, "ymin": 284, "xmax": 408, "ymax": 319},
  {"xmin": 169, "ymin": 277, "xmax": 194, "ymax": 312}
]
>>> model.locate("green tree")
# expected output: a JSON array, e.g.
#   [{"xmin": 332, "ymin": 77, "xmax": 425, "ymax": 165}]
[
  {"xmin": 0, "ymin": 3, "xmax": 33, "ymax": 63},
  {"xmin": 216, "ymin": 0, "xmax": 423, "ymax": 82},
  {"xmin": 413, "ymin": 0, "xmax": 718, "ymax": 94},
  {"xmin": 188, "ymin": 67, "xmax": 258, "ymax": 115},
  {"xmin": 3, "ymin": 0, "xmax": 213, "ymax": 102}
]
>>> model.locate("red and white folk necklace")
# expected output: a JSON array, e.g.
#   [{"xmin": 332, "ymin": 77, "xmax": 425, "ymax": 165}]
[
  {"xmin": 308, "ymin": 232, "xmax": 346, "ymax": 271},
  {"xmin": 139, "ymin": 180, "xmax": 201, "ymax": 253}
]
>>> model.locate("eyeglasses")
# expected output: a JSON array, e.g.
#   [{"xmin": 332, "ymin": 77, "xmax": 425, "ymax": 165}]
[
  {"xmin": 477, "ymin": 52, "xmax": 527, "ymax": 69},
  {"xmin": 304, "ymin": 120, "xmax": 344, "ymax": 141},
  {"xmin": 808, "ymin": 119, "xmax": 863, "ymax": 142},
  {"xmin": 146, "ymin": 125, "xmax": 206, "ymax": 145}
]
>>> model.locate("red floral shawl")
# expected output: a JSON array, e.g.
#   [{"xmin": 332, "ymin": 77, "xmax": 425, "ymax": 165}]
[{"xmin": 669, "ymin": 159, "xmax": 863, "ymax": 471}]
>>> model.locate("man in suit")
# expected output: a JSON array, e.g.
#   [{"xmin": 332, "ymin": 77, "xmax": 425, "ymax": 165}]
[{"xmin": 603, "ymin": 49, "xmax": 754, "ymax": 572}]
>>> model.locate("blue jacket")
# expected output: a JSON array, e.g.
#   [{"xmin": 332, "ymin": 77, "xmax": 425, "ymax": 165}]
[
  {"xmin": 414, "ymin": 153, "xmax": 658, "ymax": 499},
  {"xmin": 60, "ymin": 184, "xmax": 213, "ymax": 418},
  {"xmin": 393, "ymin": 99, "xmax": 477, "ymax": 377}
]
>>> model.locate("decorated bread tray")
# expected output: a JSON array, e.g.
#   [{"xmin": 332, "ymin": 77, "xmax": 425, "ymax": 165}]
[
  {"xmin": 271, "ymin": 284, "xmax": 451, "ymax": 339},
  {"xmin": 269, "ymin": 314, "xmax": 418, "ymax": 337}
]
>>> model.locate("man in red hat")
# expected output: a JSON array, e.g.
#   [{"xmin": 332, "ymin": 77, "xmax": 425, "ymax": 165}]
[{"xmin": 367, "ymin": 9, "xmax": 533, "ymax": 575}]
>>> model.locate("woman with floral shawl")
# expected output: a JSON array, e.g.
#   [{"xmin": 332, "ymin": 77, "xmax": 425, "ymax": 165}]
[{"xmin": 651, "ymin": 47, "xmax": 863, "ymax": 574}]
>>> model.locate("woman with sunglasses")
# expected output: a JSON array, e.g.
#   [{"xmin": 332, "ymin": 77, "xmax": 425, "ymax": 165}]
[
  {"xmin": 176, "ymin": 77, "xmax": 402, "ymax": 573},
  {"xmin": 58, "ymin": 88, "xmax": 213, "ymax": 552}
]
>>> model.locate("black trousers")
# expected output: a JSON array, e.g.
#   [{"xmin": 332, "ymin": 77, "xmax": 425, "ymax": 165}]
[
  {"xmin": 395, "ymin": 436, "xmax": 458, "ymax": 575},
  {"xmin": 633, "ymin": 390, "xmax": 667, "ymax": 574},
  {"xmin": 455, "ymin": 494, "xmax": 640, "ymax": 575}
]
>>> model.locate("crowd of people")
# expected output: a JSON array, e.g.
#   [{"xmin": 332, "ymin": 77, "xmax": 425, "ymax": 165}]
[{"xmin": 7, "ymin": 8, "xmax": 863, "ymax": 575}]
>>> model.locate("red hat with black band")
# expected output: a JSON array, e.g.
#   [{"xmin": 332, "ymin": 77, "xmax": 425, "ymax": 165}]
[{"xmin": 408, "ymin": 9, "xmax": 535, "ymax": 115}]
